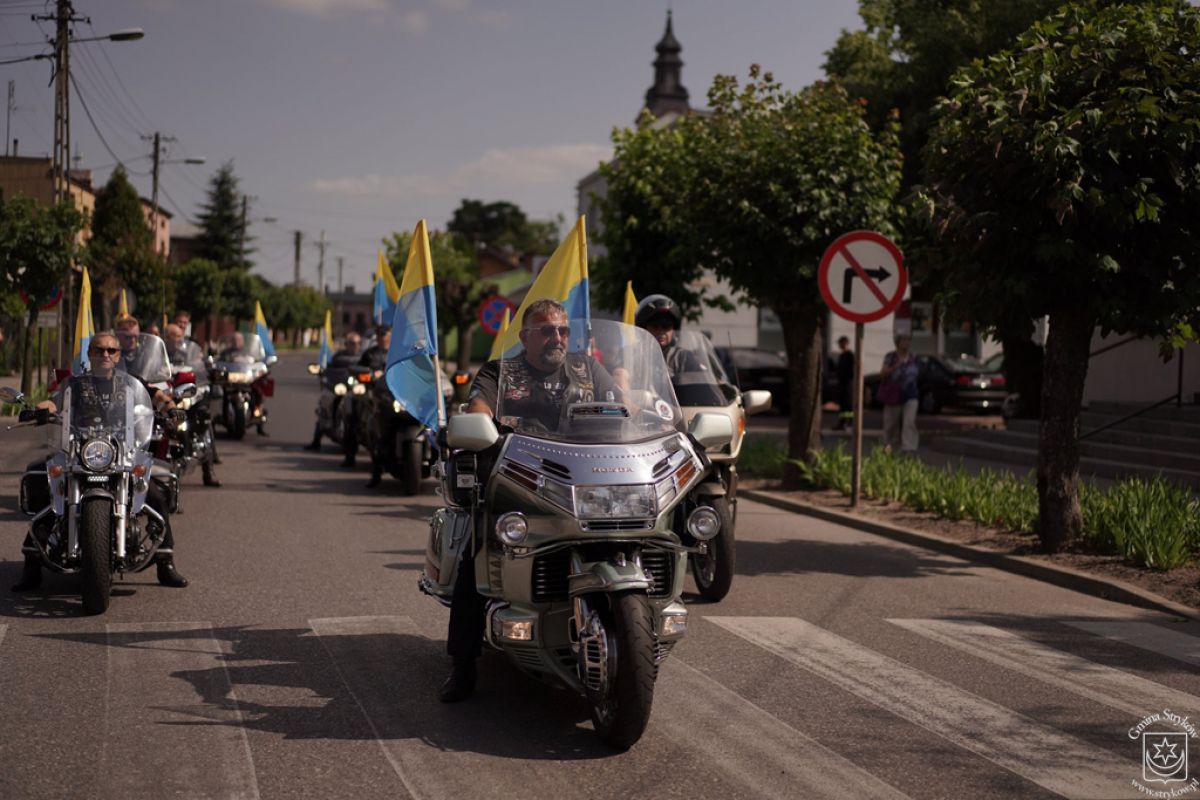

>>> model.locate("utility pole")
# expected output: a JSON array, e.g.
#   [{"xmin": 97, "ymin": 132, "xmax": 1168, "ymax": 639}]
[
  {"xmin": 5, "ymin": 80, "xmax": 13, "ymax": 157},
  {"xmin": 293, "ymin": 230, "xmax": 303, "ymax": 286},
  {"xmin": 337, "ymin": 257, "xmax": 344, "ymax": 293},
  {"xmin": 316, "ymin": 230, "xmax": 327, "ymax": 294},
  {"xmin": 238, "ymin": 194, "xmax": 248, "ymax": 268}
]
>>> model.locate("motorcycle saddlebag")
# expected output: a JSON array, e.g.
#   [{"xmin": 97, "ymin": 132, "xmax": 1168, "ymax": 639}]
[
  {"xmin": 256, "ymin": 377, "xmax": 275, "ymax": 398},
  {"xmin": 420, "ymin": 507, "xmax": 472, "ymax": 604},
  {"xmin": 19, "ymin": 470, "xmax": 49, "ymax": 516}
]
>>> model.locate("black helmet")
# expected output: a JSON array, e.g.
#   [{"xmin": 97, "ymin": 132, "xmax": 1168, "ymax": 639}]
[{"xmin": 635, "ymin": 294, "xmax": 682, "ymax": 330}]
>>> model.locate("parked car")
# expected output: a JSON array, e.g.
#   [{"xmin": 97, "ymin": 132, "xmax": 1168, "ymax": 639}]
[
  {"xmin": 864, "ymin": 354, "xmax": 1006, "ymax": 414},
  {"xmin": 714, "ymin": 346, "xmax": 789, "ymax": 413}
]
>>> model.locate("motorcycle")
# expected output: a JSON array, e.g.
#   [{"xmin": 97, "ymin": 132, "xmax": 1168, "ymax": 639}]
[
  {"xmin": 307, "ymin": 359, "xmax": 360, "ymax": 446},
  {"xmin": 420, "ymin": 320, "xmax": 734, "ymax": 748},
  {"xmin": 209, "ymin": 333, "xmax": 276, "ymax": 439},
  {"xmin": 120, "ymin": 333, "xmax": 184, "ymax": 510},
  {"xmin": 358, "ymin": 374, "xmax": 432, "ymax": 495},
  {"xmin": 168, "ymin": 338, "xmax": 219, "ymax": 483},
  {"xmin": 672, "ymin": 330, "xmax": 772, "ymax": 602},
  {"xmin": 2, "ymin": 376, "xmax": 196, "ymax": 614}
]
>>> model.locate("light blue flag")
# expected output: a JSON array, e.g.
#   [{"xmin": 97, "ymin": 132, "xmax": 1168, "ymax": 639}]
[
  {"xmin": 384, "ymin": 220, "xmax": 443, "ymax": 430},
  {"xmin": 254, "ymin": 301, "xmax": 276, "ymax": 360}
]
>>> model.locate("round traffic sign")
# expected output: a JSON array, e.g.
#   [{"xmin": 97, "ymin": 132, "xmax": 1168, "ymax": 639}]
[
  {"xmin": 19, "ymin": 286, "xmax": 63, "ymax": 311},
  {"xmin": 818, "ymin": 231, "xmax": 906, "ymax": 324},
  {"xmin": 478, "ymin": 295, "xmax": 516, "ymax": 335}
]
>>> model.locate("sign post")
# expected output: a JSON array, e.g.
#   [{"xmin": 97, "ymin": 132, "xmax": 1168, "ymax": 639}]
[{"xmin": 818, "ymin": 230, "xmax": 907, "ymax": 507}]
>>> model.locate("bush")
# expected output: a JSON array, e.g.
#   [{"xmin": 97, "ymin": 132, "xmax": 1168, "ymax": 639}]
[{"xmin": 738, "ymin": 434, "xmax": 786, "ymax": 480}]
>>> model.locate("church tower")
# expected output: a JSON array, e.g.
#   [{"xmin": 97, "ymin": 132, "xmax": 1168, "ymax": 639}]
[{"xmin": 643, "ymin": 10, "xmax": 690, "ymax": 119}]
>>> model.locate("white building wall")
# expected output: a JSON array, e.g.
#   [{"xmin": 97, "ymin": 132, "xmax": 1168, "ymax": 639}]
[{"xmin": 1082, "ymin": 331, "xmax": 1200, "ymax": 406}]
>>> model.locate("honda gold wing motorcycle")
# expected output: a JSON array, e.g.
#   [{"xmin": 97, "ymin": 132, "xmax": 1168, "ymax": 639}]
[
  {"xmin": 210, "ymin": 333, "xmax": 276, "ymax": 439},
  {"xmin": 420, "ymin": 320, "xmax": 734, "ymax": 749},
  {"xmin": 672, "ymin": 330, "xmax": 772, "ymax": 601},
  {"xmin": 167, "ymin": 337, "xmax": 219, "ymax": 481}
]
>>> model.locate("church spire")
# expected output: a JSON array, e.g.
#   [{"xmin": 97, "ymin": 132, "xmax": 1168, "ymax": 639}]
[{"xmin": 643, "ymin": 10, "xmax": 690, "ymax": 119}]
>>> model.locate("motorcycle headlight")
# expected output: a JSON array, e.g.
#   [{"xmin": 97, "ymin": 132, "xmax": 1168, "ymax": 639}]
[
  {"xmin": 574, "ymin": 485, "xmax": 656, "ymax": 519},
  {"xmin": 392, "ymin": 400, "xmax": 404, "ymax": 413},
  {"xmin": 227, "ymin": 370, "xmax": 252, "ymax": 383},
  {"xmin": 687, "ymin": 506, "xmax": 721, "ymax": 541},
  {"xmin": 81, "ymin": 439, "xmax": 115, "ymax": 471},
  {"xmin": 334, "ymin": 383, "xmax": 348, "ymax": 397},
  {"xmin": 351, "ymin": 383, "xmax": 367, "ymax": 396},
  {"xmin": 495, "ymin": 512, "xmax": 528, "ymax": 545},
  {"xmin": 177, "ymin": 396, "xmax": 193, "ymax": 410}
]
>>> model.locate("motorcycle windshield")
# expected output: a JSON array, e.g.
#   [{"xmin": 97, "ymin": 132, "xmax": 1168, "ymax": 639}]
[
  {"xmin": 673, "ymin": 330, "xmax": 740, "ymax": 407},
  {"xmin": 168, "ymin": 340, "xmax": 207, "ymax": 381},
  {"xmin": 217, "ymin": 333, "xmax": 268, "ymax": 371},
  {"xmin": 117, "ymin": 333, "xmax": 173, "ymax": 387},
  {"xmin": 59, "ymin": 373, "xmax": 155, "ymax": 454},
  {"xmin": 496, "ymin": 319, "xmax": 682, "ymax": 443}
]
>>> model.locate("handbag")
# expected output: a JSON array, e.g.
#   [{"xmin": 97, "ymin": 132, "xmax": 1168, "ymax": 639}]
[{"xmin": 876, "ymin": 379, "xmax": 903, "ymax": 406}]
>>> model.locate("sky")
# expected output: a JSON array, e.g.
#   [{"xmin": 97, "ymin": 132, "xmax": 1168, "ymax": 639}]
[{"xmin": 1, "ymin": 0, "xmax": 864, "ymax": 290}]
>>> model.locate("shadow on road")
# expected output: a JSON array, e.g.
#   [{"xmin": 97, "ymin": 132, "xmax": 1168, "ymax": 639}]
[
  {"xmin": 735, "ymin": 537, "xmax": 976, "ymax": 580},
  {"xmin": 36, "ymin": 624, "xmax": 619, "ymax": 760}
]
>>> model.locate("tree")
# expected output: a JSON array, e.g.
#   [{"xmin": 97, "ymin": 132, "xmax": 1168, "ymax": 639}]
[
  {"xmin": 265, "ymin": 283, "xmax": 328, "ymax": 346},
  {"xmin": 88, "ymin": 165, "xmax": 155, "ymax": 328},
  {"xmin": 221, "ymin": 269, "xmax": 258, "ymax": 327},
  {"xmin": 446, "ymin": 199, "xmax": 560, "ymax": 255},
  {"xmin": 173, "ymin": 258, "xmax": 224, "ymax": 342},
  {"xmin": 195, "ymin": 162, "xmax": 251, "ymax": 271},
  {"xmin": 591, "ymin": 113, "xmax": 717, "ymax": 318},
  {"xmin": 918, "ymin": 0, "xmax": 1200, "ymax": 551},
  {"xmin": 0, "ymin": 195, "xmax": 85, "ymax": 393},
  {"xmin": 688, "ymin": 70, "xmax": 902, "ymax": 487},
  {"xmin": 383, "ymin": 228, "xmax": 488, "ymax": 371}
]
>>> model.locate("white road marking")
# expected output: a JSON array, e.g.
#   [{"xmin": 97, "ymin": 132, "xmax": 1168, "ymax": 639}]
[
  {"xmin": 103, "ymin": 622, "xmax": 260, "ymax": 800},
  {"xmin": 1067, "ymin": 621, "xmax": 1200, "ymax": 669},
  {"xmin": 890, "ymin": 619, "xmax": 1200, "ymax": 717},
  {"xmin": 657, "ymin": 659, "xmax": 913, "ymax": 799},
  {"xmin": 709, "ymin": 617, "xmax": 1138, "ymax": 800}
]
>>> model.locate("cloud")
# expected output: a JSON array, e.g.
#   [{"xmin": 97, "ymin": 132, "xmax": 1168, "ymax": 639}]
[
  {"xmin": 259, "ymin": 0, "xmax": 390, "ymax": 14},
  {"xmin": 311, "ymin": 143, "xmax": 613, "ymax": 199}
]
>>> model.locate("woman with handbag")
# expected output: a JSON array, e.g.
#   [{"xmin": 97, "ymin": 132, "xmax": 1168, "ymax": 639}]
[{"xmin": 879, "ymin": 334, "xmax": 920, "ymax": 454}]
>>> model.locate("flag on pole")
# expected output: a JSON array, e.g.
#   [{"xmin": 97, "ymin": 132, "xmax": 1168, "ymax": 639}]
[
  {"xmin": 254, "ymin": 301, "xmax": 276, "ymax": 360},
  {"xmin": 622, "ymin": 281, "xmax": 638, "ymax": 326},
  {"xmin": 72, "ymin": 268, "xmax": 95, "ymax": 374},
  {"xmin": 117, "ymin": 288, "xmax": 131, "ymax": 321},
  {"xmin": 373, "ymin": 250, "xmax": 402, "ymax": 325},
  {"xmin": 318, "ymin": 309, "xmax": 333, "ymax": 369},
  {"xmin": 488, "ymin": 307, "xmax": 511, "ymax": 360},
  {"xmin": 384, "ymin": 219, "xmax": 444, "ymax": 430},
  {"xmin": 492, "ymin": 215, "xmax": 590, "ymax": 357}
]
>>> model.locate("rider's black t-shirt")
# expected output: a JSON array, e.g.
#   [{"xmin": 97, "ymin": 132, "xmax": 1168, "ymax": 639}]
[
  {"xmin": 360, "ymin": 345, "xmax": 388, "ymax": 372},
  {"xmin": 469, "ymin": 353, "xmax": 617, "ymax": 432}
]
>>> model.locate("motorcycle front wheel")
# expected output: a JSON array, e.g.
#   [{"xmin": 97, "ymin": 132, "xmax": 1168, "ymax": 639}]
[
  {"xmin": 230, "ymin": 399, "xmax": 247, "ymax": 440},
  {"xmin": 401, "ymin": 438, "xmax": 421, "ymax": 496},
  {"xmin": 689, "ymin": 496, "xmax": 735, "ymax": 602},
  {"xmin": 79, "ymin": 498, "xmax": 113, "ymax": 615},
  {"xmin": 588, "ymin": 591, "xmax": 656, "ymax": 750}
]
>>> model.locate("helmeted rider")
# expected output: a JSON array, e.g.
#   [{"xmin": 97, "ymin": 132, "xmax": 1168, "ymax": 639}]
[{"xmin": 635, "ymin": 294, "xmax": 700, "ymax": 379}]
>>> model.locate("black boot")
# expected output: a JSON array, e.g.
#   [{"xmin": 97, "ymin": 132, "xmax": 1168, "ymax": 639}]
[
  {"xmin": 439, "ymin": 657, "xmax": 476, "ymax": 703},
  {"xmin": 11, "ymin": 557, "xmax": 41, "ymax": 592},
  {"xmin": 202, "ymin": 462, "xmax": 222, "ymax": 487},
  {"xmin": 365, "ymin": 465, "xmax": 383, "ymax": 488},
  {"xmin": 156, "ymin": 555, "xmax": 188, "ymax": 588},
  {"xmin": 303, "ymin": 436, "xmax": 322, "ymax": 452},
  {"xmin": 340, "ymin": 454, "xmax": 356, "ymax": 468}
]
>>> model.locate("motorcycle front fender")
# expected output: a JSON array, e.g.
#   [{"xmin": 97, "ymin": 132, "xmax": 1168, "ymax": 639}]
[
  {"xmin": 131, "ymin": 452, "xmax": 153, "ymax": 514},
  {"xmin": 568, "ymin": 560, "xmax": 651, "ymax": 597}
]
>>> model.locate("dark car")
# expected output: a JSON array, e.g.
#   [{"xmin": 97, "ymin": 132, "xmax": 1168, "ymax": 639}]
[
  {"xmin": 714, "ymin": 346, "xmax": 789, "ymax": 413},
  {"xmin": 864, "ymin": 354, "xmax": 1006, "ymax": 414}
]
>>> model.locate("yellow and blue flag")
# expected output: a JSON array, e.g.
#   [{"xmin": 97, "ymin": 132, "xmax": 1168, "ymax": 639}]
[
  {"xmin": 492, "ymin": 215, "xmax": 590, "ymax": 357},
  {"xmin": 373, "ymin": 250, "xmax": 402, "ymax": 325},
  {"xmin": 317, "ymin": 309, "xmax": 334, "ymax": 369},
  {"xmin": 384, "ymin": 220, "xmax": 443, "ymax": 430},
  {"xmin": 254, "ymin": 301, "xmax": 276, "ymax": 360},
  {"xmin": 72, "ymin": 267, "xmax": 95, "ymax": 374},
  {"xmin": 622, "ymin": 281, "xmax": 637, "ymax": 326},
  {"xmin": 488, "ymin": 307, "xmax": 511, "ymax": 361},
  {"xmin": 117, "ymin": 288, "xmax": 131, "ymax": 321}
]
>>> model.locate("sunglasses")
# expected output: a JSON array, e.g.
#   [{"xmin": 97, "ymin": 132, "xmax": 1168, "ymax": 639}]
[
  {"xmin": 528, "ymin": 325, "xmax": 571, "ymax": 339},
  {"xmin": 89, "ymin": 347, "xmax": 121, "ymax": 356}
]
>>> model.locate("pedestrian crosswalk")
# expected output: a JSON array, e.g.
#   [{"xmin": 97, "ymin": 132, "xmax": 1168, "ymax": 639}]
[{"xmin": 1, "ymin": 613, "xmax": 1196, "ymax": 799}]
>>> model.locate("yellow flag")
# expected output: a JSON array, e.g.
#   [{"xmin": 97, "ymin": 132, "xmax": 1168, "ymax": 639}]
[
  {"xmin": 492, "ymin": 216, "xmax": 589, "ymax": 357},
  {"xmin": 489, "ymin": 307, "xmax": 511, "ymax": 360},
  {"xmin": 72, "ymin": 268, "xmax": 95, "ymax": 372},
  {"xmin": 117, "ymin": 288, "xmax": 131, "ymax": 321},
  {"xmin": 622, "ymin": 281, "xmax": 637, "ymax": 326}
]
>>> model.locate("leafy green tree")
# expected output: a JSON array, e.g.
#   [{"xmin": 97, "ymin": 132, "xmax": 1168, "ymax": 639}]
[
  {"xmin": 121, "ymin": 249, "xmax": 172, "ymax": 326},
  {"xmin": 447, "ymin": 199, "xmax": 560, "ymax": 255},
  {"xmin": 88, "ymin": 165, "xmax": 155, "ymax": 328},
  {"xmin": 195, "ymin": 162, "xmax": 252, "ymax": 271},
  {"xmin": 690, "ymin": 70, "xmax": 902, "ymax": 486},
  {"xmin": 173, "ymin": 258, "xmax": 224, "ymax": 342},
  {"xmin": 592, "ymin": 113, "xmax": 716, "ymax": 318},
  {"xmin": 264, "ymin": 283, "xmax": 328, "ymax": 346},
  {"xmin": 221, "ymin": 269, "xmax": 258, "ymax": 327},
  {"xmin": 917, "ymin": 0, "xmax": 1200, "ymax": 551},
  {"xmin": 0, "ymin": 195, "xmax": 85, "ymax": 393},
  {"xmin": 383, "ymin": 228, "xmax": 489, "ymax": 371}
]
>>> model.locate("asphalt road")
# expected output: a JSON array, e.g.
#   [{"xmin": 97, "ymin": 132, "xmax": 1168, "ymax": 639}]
[{"xmin": 1, "ymin": 355, "xmax": 1197, "ymax": 800}]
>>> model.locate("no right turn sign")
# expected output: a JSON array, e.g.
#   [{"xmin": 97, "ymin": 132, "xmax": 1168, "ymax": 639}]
[{"xmin": 818, "ymin": 231, "xmax": 907, "ymax": 323}]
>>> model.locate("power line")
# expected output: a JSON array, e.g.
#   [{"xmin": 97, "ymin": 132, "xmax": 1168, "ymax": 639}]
[
  {"xmin": 84, "ymin": 21, "xmax": 157, "ymax": 132},
  {"xmin": 69, "ymin": 70, "xmax": 133, "ymax": 169}
]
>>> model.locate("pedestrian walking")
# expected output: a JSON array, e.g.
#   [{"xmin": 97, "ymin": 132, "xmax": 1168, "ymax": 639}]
[
  {"xmin": 834, "ymin": 335, "xmax": 854, "ymax": 430},
  {"xmin": 879, "ymin": 334, "xmax": 919, "ymax": 454}
]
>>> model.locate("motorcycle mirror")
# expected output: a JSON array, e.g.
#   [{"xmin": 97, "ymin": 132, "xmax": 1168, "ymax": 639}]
[
  {"xmin": 0, "ymin": 386, "xmax": 24, "ymax": 405},
  {"xmin": 265, "ymin": 355, "xmax": 279, "ymax": 366},
  {"xmin": 688, "ymin": 412, "xmax": 733, "ymax": 450},
  {"xmin": 173, "ymin": 382, "xmax": 199, "ymax": 401},
  {"xmin": 446, "ymin": 412, "xmax": 500, "ymax": 452},
  {"xmin": 743, "ymin": 389, "xmax": 773, "ymax": 416},
  {"xmin": 306, "ymin": 363, "xmax": 321, "ymax": 375}
]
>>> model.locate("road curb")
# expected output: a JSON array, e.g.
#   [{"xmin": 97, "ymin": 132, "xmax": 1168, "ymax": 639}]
[{"xmin": 741, "ymin": 488, "xmax": 1200, "ymax": 622}]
